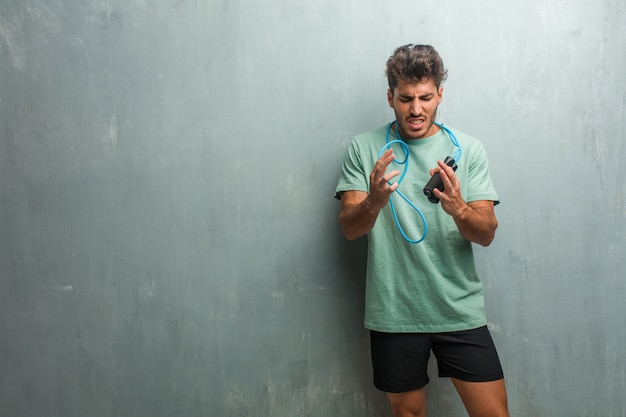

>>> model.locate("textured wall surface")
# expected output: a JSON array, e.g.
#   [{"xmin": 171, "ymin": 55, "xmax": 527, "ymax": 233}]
[{"xmin": 1, "ymin": 1, "xmax": 625, "ymax": 416}]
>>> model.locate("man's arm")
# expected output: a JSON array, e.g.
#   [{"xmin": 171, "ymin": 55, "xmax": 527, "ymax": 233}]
[
  {"xmin": 432, "ymin": 159, "xmax": 498, "ymax": 246},
  {"xmin": 338, "ymin": 191, "xmax": 378, "ymax": 241},
  {"xmin": 449, "ymin": 200, "xmax": 498, "ymax": 246},
  {"xmin": 338, "ymin": 149, "xmax": 399, "ymax": 241}
]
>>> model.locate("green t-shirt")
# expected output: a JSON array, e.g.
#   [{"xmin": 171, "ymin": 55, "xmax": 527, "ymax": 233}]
[{"xmin": 335, "ymin": 123, "xmax": 499, "ymax": 333}]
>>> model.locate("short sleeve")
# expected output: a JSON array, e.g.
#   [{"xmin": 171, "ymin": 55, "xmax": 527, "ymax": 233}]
[
  {"xmin": 465, "ymin": 141, "xmax": 499, "ymax": 204},
  {"xmin": 334, "ymin": 139, "xmax": 370, "ymax": 199}
]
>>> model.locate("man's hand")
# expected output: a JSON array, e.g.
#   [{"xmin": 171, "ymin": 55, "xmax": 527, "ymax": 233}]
[
  {"xmin": 367, "ymin": 149, "xmax": 401, "ymax": 210},
  {"xmin": 430, "ymin": 159, "xmax": 464, "ymax": 217},
  {"xmin": 430, "ymin": 160, "xmax": 498, "ymax": 246},
  {"xmin": 338, "ymin": 149, "xmax": 400, "ymax": 240}
]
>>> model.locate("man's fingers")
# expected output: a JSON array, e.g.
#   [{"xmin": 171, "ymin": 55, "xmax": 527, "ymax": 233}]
[
  {"xmin": 380, "ymin": 169, "xmax": 401, "ymax": 184},
  {"xmin": 438, "ymin": 165, "xmax": 451, "ymax": 185},
  {"xmin": 379, "ymin": 149, "xmax": 395, "ymax": 169}
]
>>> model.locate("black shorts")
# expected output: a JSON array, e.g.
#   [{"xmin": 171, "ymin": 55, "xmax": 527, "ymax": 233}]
[{"xmin": 370, "ymin": 326, "xmax": 504, "ymax": 393}]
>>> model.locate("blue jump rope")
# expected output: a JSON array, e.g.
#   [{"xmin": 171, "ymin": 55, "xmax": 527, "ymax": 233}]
[{"xmin": 377, "ymin": 121, "xmax": 462, "ymax": 243}]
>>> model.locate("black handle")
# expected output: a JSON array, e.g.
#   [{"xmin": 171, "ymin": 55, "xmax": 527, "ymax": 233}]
[{"xmin": 423, "ymin": 157, "xmax": 457, "ymax": 204}]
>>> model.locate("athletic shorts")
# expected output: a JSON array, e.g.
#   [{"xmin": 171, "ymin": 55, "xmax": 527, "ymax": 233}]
[{"xmin": 370, "ymin": 326, "xmax": 504, "ymax": 393}]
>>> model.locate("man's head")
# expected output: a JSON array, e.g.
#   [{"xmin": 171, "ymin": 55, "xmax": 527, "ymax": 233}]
[
  {"xmin": 385, "ymin": 45, "xmax": 447, "ymax": 140},
  {"xmin": 385, "ymin": 44, "xmax": 448, "ymax": 91}
]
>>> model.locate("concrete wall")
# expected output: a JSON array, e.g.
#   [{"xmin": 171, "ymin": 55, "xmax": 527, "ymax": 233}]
[{"xmin": 1, "ymin": 0, "xmax": 625, "ymax": 415}]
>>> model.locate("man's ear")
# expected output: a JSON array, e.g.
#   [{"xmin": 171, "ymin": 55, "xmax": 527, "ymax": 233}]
[{"xmin": 387, "ymin": 89, "xmax": 394, "ymax": 108}]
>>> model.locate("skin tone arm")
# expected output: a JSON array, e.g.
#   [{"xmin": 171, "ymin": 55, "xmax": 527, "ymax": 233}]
[
  {"xmin": 430, "ymin": 159, "xmax": 498, "ymax": 247},
  {"xmin": 338, "ymin": 149, "xmax": 399, "ymax": 241},
  {"xmin": 339, "ymin": 154, "xmax": 498, "ymax": 246}
]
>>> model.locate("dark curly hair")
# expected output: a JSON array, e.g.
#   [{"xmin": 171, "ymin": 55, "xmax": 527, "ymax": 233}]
[{"xmin": 385, "ymin": 44, "xmax": 448, "ymax": 90}]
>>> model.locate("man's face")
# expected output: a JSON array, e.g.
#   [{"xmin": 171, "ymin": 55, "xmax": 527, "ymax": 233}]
[{"xmin": 387, "ymin": 79, "xmax": 443, "ymax": 140}]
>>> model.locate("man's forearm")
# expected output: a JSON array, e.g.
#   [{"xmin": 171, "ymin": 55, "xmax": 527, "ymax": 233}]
[
  {"xmin": 339, "ymin": 198, "xmax": 381, "ymax": 241},
  {"xmin": 452, "ymin": 202, "xmax": 498, "ymax": 246}
]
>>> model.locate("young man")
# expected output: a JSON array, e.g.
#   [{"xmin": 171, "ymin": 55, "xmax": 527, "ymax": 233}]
[{"xmin": 335, "ymin": 44, "xmax": 509, "ymax": 417}]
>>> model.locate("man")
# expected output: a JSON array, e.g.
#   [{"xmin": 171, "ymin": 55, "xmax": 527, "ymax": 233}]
[{"xmin": 335, "ymin": 44, "xmax": 509, "ymax": 417}]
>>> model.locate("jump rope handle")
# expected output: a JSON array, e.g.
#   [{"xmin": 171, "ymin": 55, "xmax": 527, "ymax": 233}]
[{"xmin": 423, "ymin": 156, "xmax": 457, "ymax": 204}]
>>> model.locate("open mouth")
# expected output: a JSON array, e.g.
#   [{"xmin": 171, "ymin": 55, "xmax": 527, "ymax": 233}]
[{"xmin": 407, "ymin": 118, "xmax": 425, "ymax": 130}]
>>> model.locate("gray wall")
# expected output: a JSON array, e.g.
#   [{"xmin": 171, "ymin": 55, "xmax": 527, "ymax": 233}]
[{"xmin": 1, "ymin": 1, "xmax": 625, "ymax": 416}]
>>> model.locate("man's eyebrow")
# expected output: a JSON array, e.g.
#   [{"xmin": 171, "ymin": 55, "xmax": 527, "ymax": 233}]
[{"xmin": 399, "ymin": 93, "xmax": 433, "ymax": 99}]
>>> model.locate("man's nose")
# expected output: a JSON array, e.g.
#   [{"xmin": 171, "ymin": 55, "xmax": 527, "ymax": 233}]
[{"xmin": 410, "ymin": 100, "xmax": 421, "ymax": 115}]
